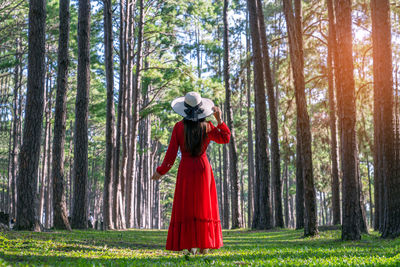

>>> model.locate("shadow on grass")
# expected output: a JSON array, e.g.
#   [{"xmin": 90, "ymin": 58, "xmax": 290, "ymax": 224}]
[
  {"xmin": 1, "ymin": 244, "xmax": 399, "ymax": 267},
  {"xmin": 4, "ymin": 229, "xmax": 166, "ymax": 251},
  {"xmin": 2, "ymin": 228, "xmax": 400, "ymax": 266}
]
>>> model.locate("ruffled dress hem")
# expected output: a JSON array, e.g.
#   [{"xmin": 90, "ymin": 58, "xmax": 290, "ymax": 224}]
[{"xmin": 166, "ymin": 218, "xmax": 223, "ymax": 251}]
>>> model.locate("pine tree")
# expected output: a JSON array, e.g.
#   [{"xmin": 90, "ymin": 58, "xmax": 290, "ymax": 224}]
[
  {"xmin": 334, "ymin": 0, "xmax": 360, "ymax": 241},
  {"xmin": 283, "ymin": 0, "xmax": 318, "ymax": 236},
  {"xmin": 52, "ymin": 0, "xmax": 72, "ymax": 231},
  {"xmin": 72, "ymin": 0, "xmax": 91, "ymax": 229},
  {"xmin": 15, "ymin": 0, "xmax": 46, "ymax": 231}
]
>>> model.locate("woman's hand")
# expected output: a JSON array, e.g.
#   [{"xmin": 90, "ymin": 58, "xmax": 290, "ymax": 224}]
[
  {"xmin": 151, "ymin": 171, "xmax": 163, "ymax": 181},
  {"xmin": 212, "ymin": 106, "xmax": 222, "ymax": 125}
]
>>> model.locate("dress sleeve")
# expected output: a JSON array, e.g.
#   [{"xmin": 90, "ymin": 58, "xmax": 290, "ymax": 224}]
[
  {"xmin": 207, "ymin": 121, "xmax": 231, "ymax": 144},
  {"xmin": 156, "ymin": 123, "xmax": 179, "ymax": 175}
]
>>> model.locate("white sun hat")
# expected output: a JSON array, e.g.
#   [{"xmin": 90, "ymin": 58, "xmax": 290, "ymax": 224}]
[{"xmin": 171, "ymin": 91, "xmax": 215, "ymax": 121}]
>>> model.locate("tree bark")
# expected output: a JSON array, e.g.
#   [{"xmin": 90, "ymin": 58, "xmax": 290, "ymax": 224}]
[
  {"xmin": 223, "ymin": 0, "xmax": 241, "ymax": 229},
  {"xmin": 15, "ymin": 0, "xmax": 46, "ymax": 231},
  {"xmin": 283, "ymin": 0, "xmax": 318, "ymax": 236},
  {"xmin": 222, "ymin": 143, "xmax": 230, "ymax": 229},
  {"xmin": 45, "ymin": 83, "xmax": 53, "ymax": 229},
  {"xmin": 319, "ymin": 191, "xmax": 325, "ymax": 225},
  {"xmin": 247, "ymin": 0, "xmax": 272, "ymax": 230},
  {"xmin": 72, "ymin": 0, "xmax": 91, "ymax": 229},
  {"xmin": 68, "ymin": 120, "xmax": 73, "ymax": 215},
  {"xmin": 217, "ymin": 147, "xmax": 222, "ymax": 224},
  {"xmin": 52, "ymin": 0, "xmax": 71, "ymax": 231},
  {"xmin": 356, "ymin": 147, "xmax": 368, "ymax": 233},
  {"xmin": 295, "ymin": 122, "xmax": 304, "ymax": 229},
  {"xmin": 256, "ymin": 0, "xmax": 284, "ymax": 228},
  {"xmin": 326, "ymin": 0, "xmax": 341, "ymax": 226},
  {"xmin": 137, "ymin": 119, "xmax": 144, "ymax": 228},
  {"xmin": 284, "ymin": 159, "xmax": 289, "ymax": 227},
  {"xmin": 39, "ymin": 76, "xmax": 49, "ymax": 225},
  {"xmin": 246, "ymin": 14, "xmax": 255, "ymax": 228},
  {"xmin": 103, "ymin": 0, "xmax": 116, "ymax": 231},
  {"xmin": 146, "ymin": 117, "xmax": 152, "ymax": 228},
  {"xmin": 289, "ymin": 166, "xmax": 295, "ymax": 228},
  {"xmin": 367, "ymin": 157, "xmax": 373, "ymax": 227},
  {"xmin": 371, "ymin": 0, "xmax": 399, "ymax": 239},
  {"xmin": 118, "ymin": 0, "xmax": 132, "ymax": 230},
  {"xmin": 10, "ymin": 38, "xmax": 22, "ymax": 219},
  {"xmin": 115, "ymin": 0, "xmax": 128, "ymax": 228},
  {"xmin": 334, "ymin": 0, "xmax": 360, "ymax": 241},
  {"xmin": 134, "ymin": 0, "xmax": 144, "ymax": 229}
]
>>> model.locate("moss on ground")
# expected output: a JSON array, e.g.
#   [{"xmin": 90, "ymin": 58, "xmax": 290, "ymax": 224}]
[{"xmin": 0, "ymin": 228, "xmax": 399, "ymax": 266}]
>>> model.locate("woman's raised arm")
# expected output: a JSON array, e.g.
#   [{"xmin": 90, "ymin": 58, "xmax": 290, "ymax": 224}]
[{"xmin": 153, "ymin": 122, "xmax": 180, "ymax": 177}]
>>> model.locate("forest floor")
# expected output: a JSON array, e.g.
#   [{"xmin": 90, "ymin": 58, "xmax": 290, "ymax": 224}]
[{"xmin": 0, "ymin": 227, "xmax": 399, "ymax": 266}]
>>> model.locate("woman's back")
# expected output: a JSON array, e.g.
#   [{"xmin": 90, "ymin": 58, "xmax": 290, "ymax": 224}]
[
  {"xmin": 150, "ymin": 92, "xmax": 229, "ymax": 252},
  {"xmin": 165, "ymin": 120, "xmax": 230, "ymax": 159},
  {"xmin": 156, "ymin": 119, "xmax": 230, "ymax": 251}
]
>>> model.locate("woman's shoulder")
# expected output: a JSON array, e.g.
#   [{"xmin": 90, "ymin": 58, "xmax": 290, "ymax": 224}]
[
  {"xmin": 173, "ymin": 120, "xmax": 184, "ymax": 132},
  {"xmin": 176, "ymin": 119, "xmax": 214, "ymax": 133}
]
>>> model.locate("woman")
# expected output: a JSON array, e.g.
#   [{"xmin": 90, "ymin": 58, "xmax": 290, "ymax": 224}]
[{"xmin": 151, "ymin": 91, "xmax": 230, "ymax": 255}]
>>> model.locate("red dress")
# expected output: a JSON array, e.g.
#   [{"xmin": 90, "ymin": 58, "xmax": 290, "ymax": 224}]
[{"xmin": 156, "ymin": 120, "xmax": 231, "ymax": 251}]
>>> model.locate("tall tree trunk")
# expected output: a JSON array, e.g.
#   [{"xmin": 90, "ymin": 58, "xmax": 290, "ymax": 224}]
[
  {"xmin": 103, "ymin": 0, "xmax": 116, "ymax": 231},
  {"xmin": 146, "ymin": 116, "xmax": 152, "ymax": 228},
  {"xmin": 246, "ymin": 14, "xmax": 254, "ymax": 228},
  {"xmin": 217, "ymin": 147, "xmax": 222, "ymax": 223},
  {"xmin": 215, "ymin": 148, "xmax": 222, "ymax": 223},
  {"xmin": 326, "ymin": 0, "xmax": 341, "ymax": 226},
  {"xmin": 6, "ymin": 121, "xmax": 12, "ymax": 213},
  {"xmin": 371, "ymin": 8, "xmax": 382, "ymax": 232},
  {"xmin": 39, "ymin": 78, "xmax": 49, "ymax": 225},
  {"xmin": 373, "ymin": 84, "xmax": 383, "ymax": 232},
  {"xmin": 356, "ymin": 147, "xmax": 368, "ymax": 233},
  {"xmin": 334, "ymin": 0, "xmax": 360, "ymax": 241},
  {"xmin": 367, "ymin": 157, "xmax": 373, "ymax": 227},
  {"xmin": 154, "ymin": 149, "xmax": 161, "ymax": 230},
  {"xmin": 323, "ymin": 192, "xmax": 329, "ymax": 225},
  {"xmin": 295, "ymin": 122, "xmax": 304, "ymax": 229},
  {"xmin": 283, "ymin": 0, "xmax": 318, "ymax": 236},
  {"xmin": 45, "ymin": 84, "xmax": 53, "ymax": 228},
  {"xmin": 319, "ymin": 191, "xmax": 325, "ymax": 225},
  {"xmin": 247, "ymin": 0, "xmax": 272, "ymax": 230},
  {"xmin": 68, "ymin": 120, "xmax": 73, "ymax": 215},
  {"xmin": 52, "ymin": 0, "xmax": 71, "ymax": 231},
  {"xmin": 137, "ymin": 119, "xmax": 144, "ymax": 227},
  {"xmin": 289, "ymin": 166, "xmax": 295, "ymax": 228},
  {"xmin": 371, "ymin": 0, "xmax": 399, "ymax": 239},
  {"xmin": 142, "ymin": 54, "xmax": 151, "ymax": 229},
  {"xmin": 223, "ymin": 0, "xmax": 241, "ymax": 229},
  {"xmin": 16, "ymin": 0, "xmax": 46, "ymax": 231},
  {"xmin": 93, "ymin": 171, "xmax": 98, "ymax": 225},
  {"xmin": 256, "ymin": 0, "xmax": 283, "ymax": 228},
  {"xmin": 222, "ymin": 144, "xmax": 230, "ymax": 229},
  {"xmin": 240, "ymin": 166, "xmax": 245, "ymax": 227},
  {"xmin": 134, "ymin": 0, "xmax": 144, "ymax": 229},
  {"xmin": 284, "ymin": 159, "xmax": 289, "ymax": 227},
  {"xmin": 72, "ymin": 0, "xmax": 91, "ymax": 229},
  {"xmin": 118, "ymin": 0, "xmax": 131, "ymax": 230},
  {"xmin": 117, "ymin": 14, "xmax": 127, "ymax": 229},
  {"xmin": 67, "ymin": 121, "xmax": 72, "ymax": 215},
  {"xmin": 10, "ymin": 39, "xmax": 22, "ymax": 219},
  {"xmin": 115, "ymin": 0, "xmax": 128, "ymax": 228}
]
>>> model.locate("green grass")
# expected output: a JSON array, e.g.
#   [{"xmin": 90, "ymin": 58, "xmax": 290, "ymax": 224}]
[{"xmin": 1, "ymin": 228, "xmax": 400, "ymax": 266}]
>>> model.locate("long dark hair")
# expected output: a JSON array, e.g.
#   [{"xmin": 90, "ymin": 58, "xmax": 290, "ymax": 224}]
[{"xmin": 183, "ymin": 118, "xmax": 207, "ymax": 156}]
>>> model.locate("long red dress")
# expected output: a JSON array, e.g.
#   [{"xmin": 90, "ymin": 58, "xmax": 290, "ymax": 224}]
[{"xmin": 156, "ymin": 120, "xmax": 230, "ymax": 251}]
